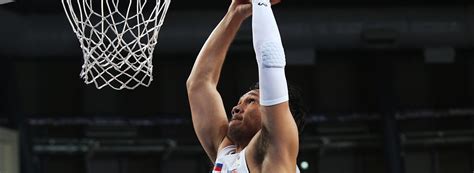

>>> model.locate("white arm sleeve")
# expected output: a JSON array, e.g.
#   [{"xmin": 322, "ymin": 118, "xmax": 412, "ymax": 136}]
[{"xmin": 252, "ymin": 0, "xmax": 288, "ymax": 106}]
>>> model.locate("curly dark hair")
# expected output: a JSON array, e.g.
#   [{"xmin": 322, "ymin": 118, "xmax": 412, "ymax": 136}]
[{"xmin": 250, "ymin": 82, "xmax": 307, "ymax": 134}]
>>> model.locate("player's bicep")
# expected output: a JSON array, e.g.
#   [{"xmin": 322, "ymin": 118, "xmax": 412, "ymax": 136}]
[
  {"xmin": 260, "ymin": 103, "xmax": 299, "ymax": 160},
  {"xmin": 187, "ymin": 84, "xmax": 230, "ymax": 162}
]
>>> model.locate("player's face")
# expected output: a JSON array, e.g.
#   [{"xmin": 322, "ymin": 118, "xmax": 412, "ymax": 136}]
[{"xmin": 228, "ymin": 89, "xmax": 262, "ymax": 142}]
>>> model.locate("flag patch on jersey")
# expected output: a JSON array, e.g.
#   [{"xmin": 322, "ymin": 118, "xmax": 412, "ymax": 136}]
[{"xmin": 214, "ymin": 163, "xmax": 223, "ymax": 171}]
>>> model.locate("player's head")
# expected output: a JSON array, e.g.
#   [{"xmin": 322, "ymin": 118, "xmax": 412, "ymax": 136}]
[
  {"xmin": 227, "ymin": 83, "xmax": 306, "ymax": 144},
  {"xmin": 227, "ymin": 89, "xmax": 263, "ymax": 145}
]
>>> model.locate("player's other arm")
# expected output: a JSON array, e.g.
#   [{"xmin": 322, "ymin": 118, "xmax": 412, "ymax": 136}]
[{"xmin": 186, "ymin": 1, "xmax": 251, "ymax": 163}]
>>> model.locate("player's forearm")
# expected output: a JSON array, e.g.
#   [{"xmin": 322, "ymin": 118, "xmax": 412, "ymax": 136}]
[
  {"xmin": 252, "ymin": 0, "xmax": 288, "ymax": 106},
  {"xmin": 187, "ymin": 11, "xmax": 246, "ymax": 89}
]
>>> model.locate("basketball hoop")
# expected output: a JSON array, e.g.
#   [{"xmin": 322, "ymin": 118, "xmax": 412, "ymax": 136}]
[{"xmin": 62, "ymin": 0, "xmax": 171, "ymax": 90}]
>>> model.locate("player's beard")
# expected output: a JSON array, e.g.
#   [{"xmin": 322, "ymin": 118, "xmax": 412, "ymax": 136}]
[
  {"xmin": 227, "ymin": 122, "xmax": 249, "ymax": 144},
  {"xmin": 227, "ymin": 120, "xmax": 258, "ymax": 146}
]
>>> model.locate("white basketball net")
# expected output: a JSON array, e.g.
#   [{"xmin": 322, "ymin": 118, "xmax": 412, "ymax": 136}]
[{"xmin": 62, "ymin": 0, "xmax": 171, "ymax": 90}]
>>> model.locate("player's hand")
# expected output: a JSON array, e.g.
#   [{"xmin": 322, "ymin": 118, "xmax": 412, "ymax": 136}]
[
  {"xmin": 228, "ymin": 0, "xmax": 281, "ymax": 19},
  {"xmin": 271, "ymin": 0, "xmax": 281, "ymax": 5},
  {"xmin": 228, "ymin": 0, "xmax": 252, "ymax": 19}
]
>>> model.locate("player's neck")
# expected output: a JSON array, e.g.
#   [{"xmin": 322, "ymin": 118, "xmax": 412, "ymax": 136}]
[
  {"xmin": 234, "ymin": 145, "xmax": 245, "ymax": 153},
  {"xmin": 234, "ymin": 140, "xmax": 250, "ymax": 153}
]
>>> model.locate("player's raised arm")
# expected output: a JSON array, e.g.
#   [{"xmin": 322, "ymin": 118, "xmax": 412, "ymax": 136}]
[
  {"xmin": 186, "ymin": 0, "xmax": 251, "ymax": 163},
  {"xmin": 249, "ymin": 0, "xmax": 300, "ymax": 171}
]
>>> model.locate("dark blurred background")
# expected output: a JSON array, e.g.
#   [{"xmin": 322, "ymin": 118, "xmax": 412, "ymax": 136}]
[{"xmin": 1, "ymin": 0, "xmax": 474, "ymax": 172}]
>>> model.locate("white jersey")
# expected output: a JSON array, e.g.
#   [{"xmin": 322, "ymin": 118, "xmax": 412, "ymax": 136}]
[{"xmin": 212, "ymin": 145, "xmax": 300, "ymax": 173}]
